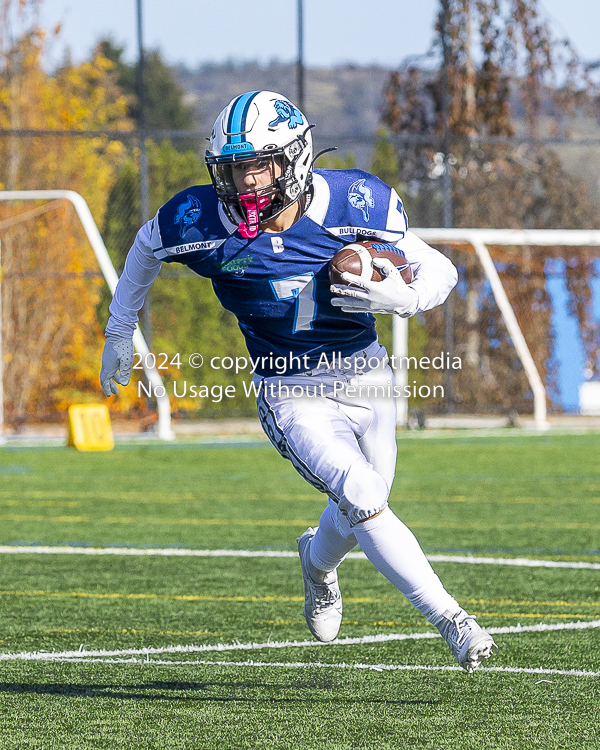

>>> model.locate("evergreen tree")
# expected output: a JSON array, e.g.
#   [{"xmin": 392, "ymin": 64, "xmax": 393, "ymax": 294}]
[
  {"xmin": 369, "ymin": 128, "xmax": 399, "ymax": 189},
  {"xmin": 98, "ymin": 39, "xmax": 195, "ymax": 130},
  {"xmin": 314, "ymin": 151, "xmax": 356, "ymax": 170},
  {"xmin": 102, "ymin": 139, "xmax": 209, "ymax": 272}
]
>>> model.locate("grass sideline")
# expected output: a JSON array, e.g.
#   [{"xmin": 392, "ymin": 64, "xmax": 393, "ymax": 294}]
[{"xmin": 0, "ymin": 432, "xmax": 599, "ymax": 749}]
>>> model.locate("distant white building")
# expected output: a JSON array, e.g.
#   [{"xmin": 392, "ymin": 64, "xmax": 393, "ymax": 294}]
[{"xmin": 579, "ymin": 380, "xmax": 600, "ymax": 415}]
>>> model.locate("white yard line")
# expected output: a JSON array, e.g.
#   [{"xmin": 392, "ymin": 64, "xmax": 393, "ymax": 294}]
[
  {"xmin": 26, "ymin": 657, "xmax": 600, "ymax": 678},
  {"xmin": 427, "ymin": 555, "xmax": 600, "ymax": 570},
  {"xmin": 1, "ymin": 619, "xmax": 598, "ymax": 663},
  {"xmin": 1, "ymin": 546, "xmax": 599, "ymax": 570},
  {"xmin": 0, "ymin": 546, "xmax": 299, "ymax": 558}
]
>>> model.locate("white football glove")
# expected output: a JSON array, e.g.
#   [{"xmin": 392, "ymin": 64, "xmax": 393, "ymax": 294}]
[
  {"xmin": 330, "ymin": 258, "xmax": 419, "ymax": 317},
  {"xmin": 100, "ymin": 336, "xmax": 134, "ymax": 396}
]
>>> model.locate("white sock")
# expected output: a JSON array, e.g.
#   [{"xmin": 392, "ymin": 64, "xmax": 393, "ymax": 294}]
[
  {"xmin": 352, "ymin": 506, "xmax": 459, "ymax": 625},
  {"xmin": 309, "ymin": 502, "xmax": 357, "ymax": 579}
]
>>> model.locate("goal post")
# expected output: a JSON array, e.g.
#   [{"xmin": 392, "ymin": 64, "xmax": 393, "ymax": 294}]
[
  {"xmin": 4, "ymin": 192, "xmax": 597, "ymax": 435},
  {"xmin": 392, "ymin": 228, "xmax": 600, "ymax": 429},
  {"xmin": 0, "ymin": 190, "xmax": 175, "ymax": 441}
]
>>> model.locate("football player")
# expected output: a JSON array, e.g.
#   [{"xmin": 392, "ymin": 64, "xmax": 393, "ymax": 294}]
[{"xmin": 100, "ymin": 90, "xmax": 497, "ymax": 672}]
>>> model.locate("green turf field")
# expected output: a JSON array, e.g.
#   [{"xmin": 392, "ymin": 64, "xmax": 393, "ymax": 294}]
[{"xmin": 1, "ymin": 432, "xmax": 599, "ymax": 749}]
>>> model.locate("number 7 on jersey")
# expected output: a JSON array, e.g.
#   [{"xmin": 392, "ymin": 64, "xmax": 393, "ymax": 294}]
[{"xmin": 270, "ymin": 273, "xmax": 316, "ymax": 333}]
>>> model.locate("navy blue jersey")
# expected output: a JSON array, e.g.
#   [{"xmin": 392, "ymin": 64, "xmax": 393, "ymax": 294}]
[{"xmin": 150, "ymin": 169, "xmax": 409, "ymax": 376}]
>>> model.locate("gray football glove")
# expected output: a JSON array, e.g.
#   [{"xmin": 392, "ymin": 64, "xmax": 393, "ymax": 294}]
[
  {"xmin": 330, "ymin": 257, "xmax": 419, "ymax": 317},
  {"xmin": 100, "ymin": 336, "xmax": 134, "ymax": 396}
]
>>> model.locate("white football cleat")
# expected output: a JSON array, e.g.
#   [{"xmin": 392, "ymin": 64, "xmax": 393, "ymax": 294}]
[
  {"xmin": 297, "ymin": 527, "xmax": 343, "ymax": 642},
  {"xmin": 436, "ymin": 608, "xmax": 498, "ymax": 673}
]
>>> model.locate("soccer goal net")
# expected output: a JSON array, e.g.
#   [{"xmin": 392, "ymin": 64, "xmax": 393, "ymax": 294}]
[
  {"xmin": 2, "ymin": 190, "xmax": 598, "ymax": 436},
  {"xmin": 0, "ymin": 191, "xmax": 173, "ymax": 440},
  {"xmin": 393, "ymin": 228, "xmax": 600, "ymax": 429}
]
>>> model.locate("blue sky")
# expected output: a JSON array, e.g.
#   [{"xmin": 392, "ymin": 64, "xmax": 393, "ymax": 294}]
[{"xmin": 36, "ymin": 0, "xmax": 600, "ymax": 69}]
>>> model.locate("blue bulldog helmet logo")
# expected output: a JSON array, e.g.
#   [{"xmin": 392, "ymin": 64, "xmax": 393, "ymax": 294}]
[
  {"xmin": 268, "ymin": 100, "xmax": 304, "ymax": 129},
  {"xmin": 347, "ymin": 179, "xmax": 375, "ymax": 222},
  {"xmin": 174, "ymin": 194, "xmax": 203, "ymax": 238}
]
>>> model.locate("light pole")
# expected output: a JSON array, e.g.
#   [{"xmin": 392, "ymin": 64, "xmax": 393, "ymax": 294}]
[
  {"xmin": 439, "ymin": 0, "xmax": 455, "ymax": 412},
  {"xmin": 136, "ymin": 0, "xmax": 152, "ymax": 348},
  {"xmin": 297, "ymin": 0, "xmax": 305, "ymax": 111}
]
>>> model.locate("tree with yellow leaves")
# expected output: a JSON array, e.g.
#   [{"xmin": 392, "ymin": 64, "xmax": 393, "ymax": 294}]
[
  {"xmin": 0, "ymin": 0, "xmax": 133, "ymax": 218},
  {"xmin": 0, "ymin": 0, "xmax": 147, "ymax": 429}
]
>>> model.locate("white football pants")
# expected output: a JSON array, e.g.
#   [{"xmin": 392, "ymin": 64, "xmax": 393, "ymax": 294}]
[{"xmin": 256, "ymin": 340, "xmax": 459, "ymax": 625}]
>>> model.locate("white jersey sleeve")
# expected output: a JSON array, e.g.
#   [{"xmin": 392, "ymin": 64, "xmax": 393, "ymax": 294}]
[
  {"xmin": 388, "ymin": 190, "xmax": 458, "ymax": 314},
  {"xmin": 105, "ymin": 219, "xmax": 162, "ymax": 338}
]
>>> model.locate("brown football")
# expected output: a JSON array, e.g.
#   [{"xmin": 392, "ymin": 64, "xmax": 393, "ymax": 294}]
[{"xmin": 329, "ymin": 240, "xmax": 413, "ymax": 286}]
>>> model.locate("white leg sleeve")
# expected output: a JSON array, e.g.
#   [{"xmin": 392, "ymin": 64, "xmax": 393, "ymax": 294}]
[
  {"xmin": 310, "ymin": 500, "xmax": 357, "ymax": 572},
  {"xmin": 256, "ymin": 343, "xmax": 458, "ymax": 624},
  {"xmin": 352, "ymin": 506, "xmax": 459, "ymax": 625}
]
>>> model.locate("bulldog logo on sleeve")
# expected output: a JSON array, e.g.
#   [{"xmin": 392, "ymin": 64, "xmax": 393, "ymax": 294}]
[
  {"xmin": 174, "ymin": 194, "xmax": 203, "ymax": 239},
  {"xmin": 347, "ymin": 179, "xmax": 375, "ymax": 222}
]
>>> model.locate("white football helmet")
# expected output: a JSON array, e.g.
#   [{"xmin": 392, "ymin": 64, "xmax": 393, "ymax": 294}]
[{"xmin": 205, "ymin": 91, "xmax": 313, "ymax": 237}]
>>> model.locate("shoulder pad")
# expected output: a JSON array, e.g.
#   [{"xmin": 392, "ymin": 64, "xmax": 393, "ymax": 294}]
[
  {"xmin": 153, "ymin": 185, "xmax": 233, "ymax": 261},
  {"xmin": 310, "ymin": 169, "xmax": 407, "ymax": 243}
]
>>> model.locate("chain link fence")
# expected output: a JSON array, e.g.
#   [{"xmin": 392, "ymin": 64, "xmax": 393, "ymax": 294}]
[{"xmin": 1, "ymin": 127, "xmax": 600, "ymax": 429}]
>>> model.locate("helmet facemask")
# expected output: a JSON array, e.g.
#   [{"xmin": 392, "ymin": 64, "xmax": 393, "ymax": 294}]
[{"xmin": 206, "ymin": 127, "xmax": 313, "ymax": 239}]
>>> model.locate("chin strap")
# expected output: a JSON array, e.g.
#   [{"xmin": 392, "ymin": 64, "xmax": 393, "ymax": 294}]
[{"xmin": 238, "ymin": 194, "xmax": 271, "ymax": 239}]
